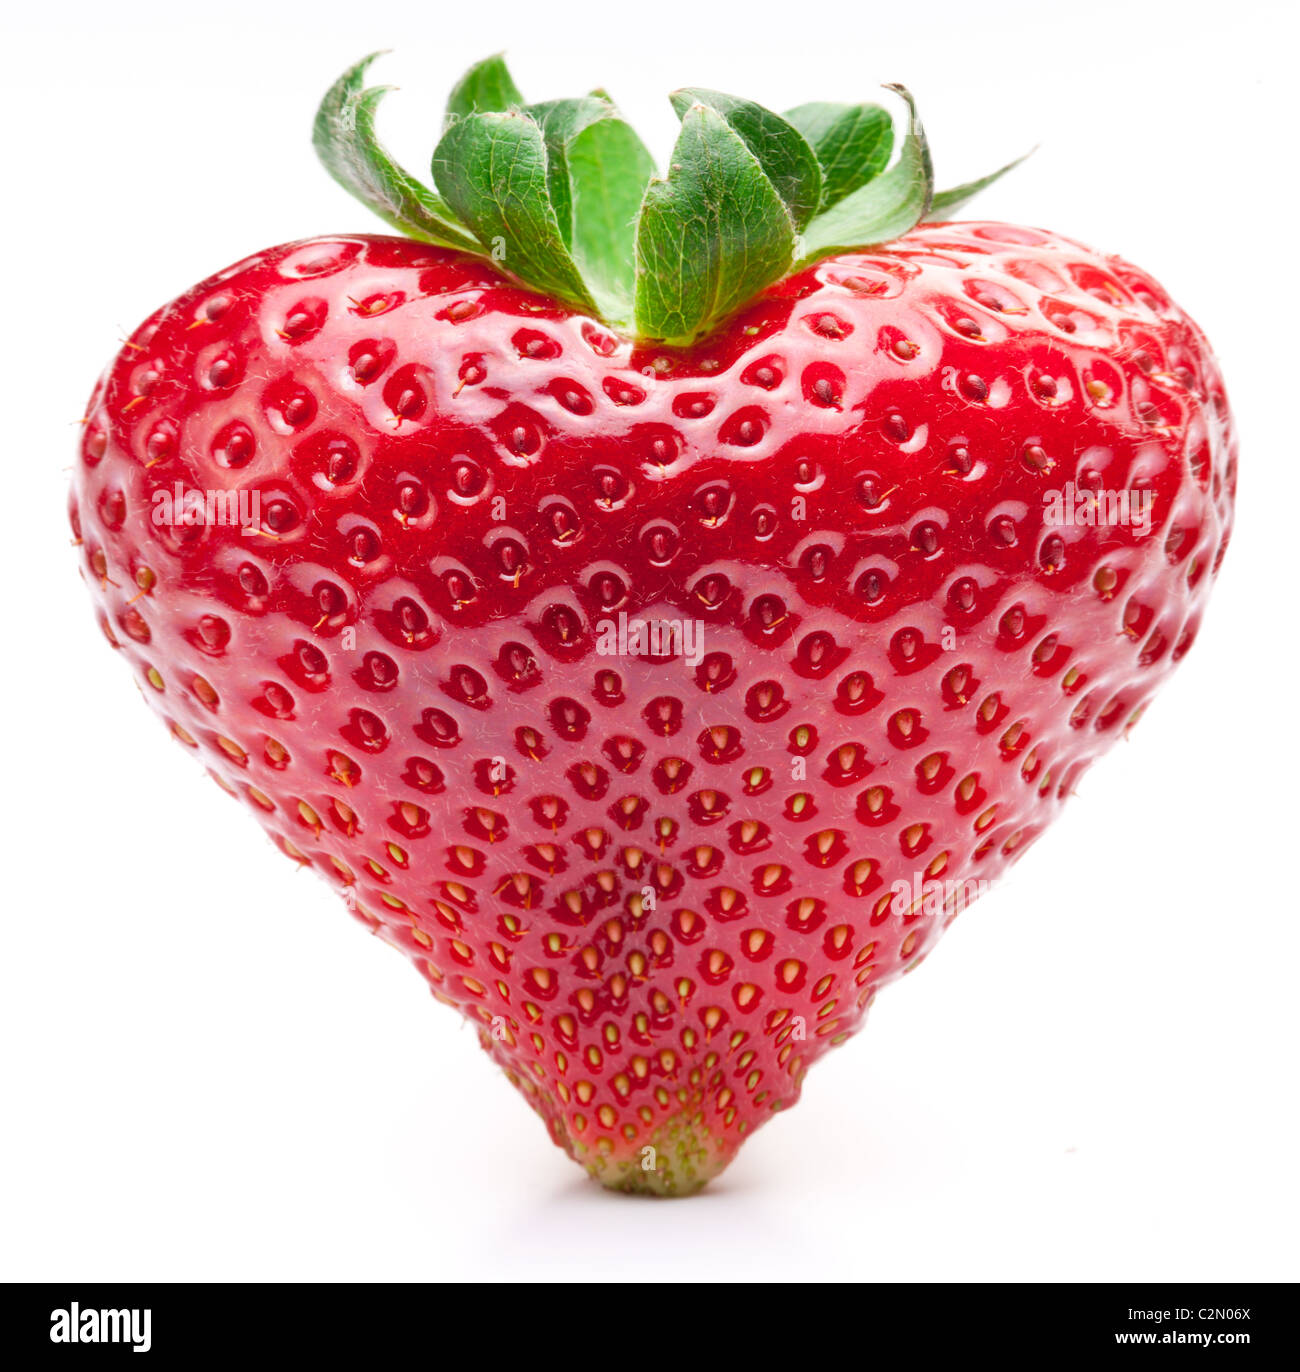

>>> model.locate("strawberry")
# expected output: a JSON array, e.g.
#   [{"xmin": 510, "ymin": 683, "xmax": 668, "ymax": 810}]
[{"xmin": 70, "ymin": 54, "xmax": 1235, "ymax": 1194}]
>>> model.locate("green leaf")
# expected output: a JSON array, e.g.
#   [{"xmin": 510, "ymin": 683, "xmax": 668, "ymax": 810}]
[
  {"xmin": 318, "ymin": 52, "xmax": 1007, "ymax": 346},
  {"xmin": 565, "ymin": 114, "xmax": 657, "ymax": 326},
  {"xmin": 444, "ymin": 54, "xmax": 524, "ymax": 126},
  {"xmin": 928, "ymin": 150, "xmax": 1033, "ymax": 219},
  {"xmin": 490, "ymin": 95, "xmax": 656, "ymax": 326},
  {"xmin": 526, "ymin": 97, "xmax": 620, "ymax": 246},
  {"xmin": 670, "ymin": 88, "xmax": 821, "ymax": 231},
  {"xmin": 313, "ymin": 53, "xmax": 481, "ymax": 253},
  {"xmin": 797, "ymin": 85, "xmax": 934, "ymax": 266},
  {"xmin": 784, "ymin": 101, "xmax": 893, "ymax": 210},
  {"xmin": 432, "ymin": 110, "xmax": 598, "ymax": 314},
  {"xmin": 634, "ymin": 103, "xmax": 796, "ymax": 346}
]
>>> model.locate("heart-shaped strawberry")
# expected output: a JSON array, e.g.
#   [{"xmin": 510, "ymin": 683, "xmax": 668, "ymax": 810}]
[{"xmin": 71, "ymin": 55, "xmax": 1235, "ymax": 1193}]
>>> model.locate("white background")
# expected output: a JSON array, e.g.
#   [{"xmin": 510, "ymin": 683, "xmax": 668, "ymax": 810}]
[{"xmin": 2, "ymin": 0, "xmax": 1296, "ymax": 1282}]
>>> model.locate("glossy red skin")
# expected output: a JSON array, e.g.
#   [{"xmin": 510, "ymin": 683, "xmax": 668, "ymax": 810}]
[{"xmin": 71, "ymin": 225, "xmax": 1235, "ymax": 1193}]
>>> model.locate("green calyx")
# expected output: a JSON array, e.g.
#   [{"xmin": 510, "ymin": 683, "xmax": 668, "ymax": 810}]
[{"xmin": 314, "ymin": 53, "xmax": 1027, "ymax": 347}]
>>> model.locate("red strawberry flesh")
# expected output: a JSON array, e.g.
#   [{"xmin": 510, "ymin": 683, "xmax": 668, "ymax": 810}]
[{"xmin": 71, "ymin": 225, "xmax": 1235, "ymax": 1193}]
